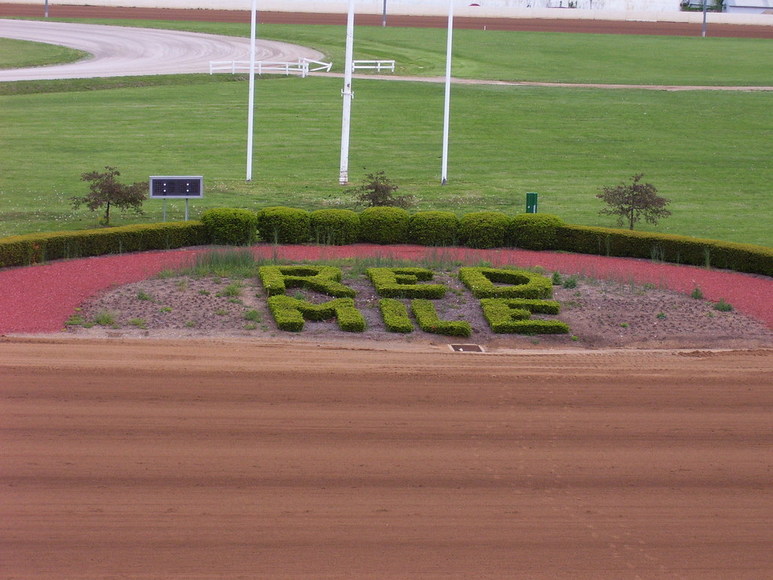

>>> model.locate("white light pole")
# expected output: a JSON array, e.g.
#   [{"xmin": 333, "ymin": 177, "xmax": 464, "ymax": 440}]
[
  {"xmin": 339, "ymin": 0, "xmax": 355, "ymax": 185},
  {"xmin": 382, "ymin": 0, "xmax": 387, "ymax": 27},
  {"xmin": 44, "ymin": 0, "xmax": 49, "ymax": 17},
  {"xmin": 246, "ymin": 0, "xmax": 257, "ymax": 181},
  {"xmin": 441, "ymin": 0, "xmax": 454, "ymax": 185}
]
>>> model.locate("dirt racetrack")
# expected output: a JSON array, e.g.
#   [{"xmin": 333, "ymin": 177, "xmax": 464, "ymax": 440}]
[{"xmin": 2, "ymin": 337, "xmax": 771, "ymax": 578}]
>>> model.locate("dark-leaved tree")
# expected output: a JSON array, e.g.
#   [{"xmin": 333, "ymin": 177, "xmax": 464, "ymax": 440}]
[
  {"xmin": 71, "ymin": 166, "xmax": 146, "ymax": 226},
  {"xmin": 597, "ymin": 173, "xmax": 671, "ymax": 230},
  {"xmin": 349, "ymin": 171, "xmax": 415, "ymax": 209}
]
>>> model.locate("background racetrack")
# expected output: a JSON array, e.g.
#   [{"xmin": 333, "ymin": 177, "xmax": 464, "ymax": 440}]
[{"xmin": 2, "ymin": 3, "xmax": 772, "ymax": 38}]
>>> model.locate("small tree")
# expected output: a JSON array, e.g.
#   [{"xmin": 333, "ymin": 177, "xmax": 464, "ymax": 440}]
[
  {"xmin": 597, "ymin": 173, "xmax": 671, "ymax": 230},
  {"xmin": 71, "ymin": 166, "xmax": 147, "ymax": 226},
  {"xmin": 349, "ymin": 171, "xmax": 415, "ymax": 209}
]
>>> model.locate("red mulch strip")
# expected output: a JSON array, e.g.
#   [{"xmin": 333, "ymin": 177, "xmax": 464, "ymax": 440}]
[{"xmin": 1, "ymin": 244, "xmax": 771, "ymax": 334}]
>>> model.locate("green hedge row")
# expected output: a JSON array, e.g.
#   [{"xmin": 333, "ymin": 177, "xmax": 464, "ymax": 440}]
[
  {"xmin": 252, "ymin": 206, "xmax": 773, "ymax": 277},
  {"xmin": 2, "ymin": 205, "xmax": 770, "ymax": 278},
  {"xmin": 556, "ymin": 224, "xmax": 773, "ymax": 276},
  {"xmin": 201, "ymin": 208, "xmax": 258, "ymax": 246},
  {"xmin": 0, "ymin": 221, "xmax": 207, "ymax": 268}
]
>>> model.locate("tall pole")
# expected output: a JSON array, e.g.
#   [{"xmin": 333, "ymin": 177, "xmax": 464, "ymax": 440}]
[
  {"xmin": 246, "ymin": 0, "xmax": 257, "ymax": 181},
  {"xmin": 441, "ymin": 0, "xmax": 454, "ymax": 185},
  {"xmin": 701, "ymin": 0, "xmax": 708, "ymax": 38},
  {"xmin": 44, "ymin": 0, "xmax": 48, "ymax": 17},
  {"xmin": 382, "ymin": 0, "xmax": 387, "ymax": 27},
  {"xmin": 339, "ymin": 0, "xmax": 355, "ymax": 185}
]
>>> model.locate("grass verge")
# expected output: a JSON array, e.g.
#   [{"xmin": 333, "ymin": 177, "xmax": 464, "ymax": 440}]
[{"xmin": 1, "ymin": 76, "xmax": 770, "ymax": 245}]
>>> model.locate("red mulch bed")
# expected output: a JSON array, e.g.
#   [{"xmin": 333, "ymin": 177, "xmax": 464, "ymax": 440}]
[
  {"xmin": 1, "ymin": 8, "xmax": 769, "ymax": 334},
  {"xmin": 1, "ymin": 244, "xmax": 771, "ymax": 334}
]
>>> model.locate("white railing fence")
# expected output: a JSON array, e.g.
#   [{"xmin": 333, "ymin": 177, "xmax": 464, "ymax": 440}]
[
  {"xmin": 352, "ymin": 59, "xmax": 396, "ymax": 72},
  {"xmin": 209, "ymin": 58, "xmax": 333, "ymax": 77}
]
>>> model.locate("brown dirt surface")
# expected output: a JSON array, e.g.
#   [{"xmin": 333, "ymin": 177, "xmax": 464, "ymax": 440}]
[
  {"xmin": 2, "ymin": 338, "xmax": 771, "ymax": 578},
  {"xmin": 2, "ymin": 3, "xmax": 772, "ymax": 39},
  {"xmin": 65, "ymin": 268, "xmax": 773, "ymax": 351}
]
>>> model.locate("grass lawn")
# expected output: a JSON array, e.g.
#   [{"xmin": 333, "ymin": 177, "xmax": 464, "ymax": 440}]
[
  {"xmin": 1, "ymin": 20, "xmax": 771, "ymax": 246},
  {"xmin": 0, "ymin": 37, "xmax": 87, "ymax": 69}
]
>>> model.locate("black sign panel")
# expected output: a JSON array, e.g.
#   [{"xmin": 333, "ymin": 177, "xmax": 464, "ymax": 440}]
[{"xmin": 150, "ymin": 176, "xmax": 203, "ymax": 199}]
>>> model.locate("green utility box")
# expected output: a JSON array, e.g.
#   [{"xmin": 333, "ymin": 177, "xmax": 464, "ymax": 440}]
[{"xmin": 526, "ymin": 192, "xmax": 538, "ymax": 213}]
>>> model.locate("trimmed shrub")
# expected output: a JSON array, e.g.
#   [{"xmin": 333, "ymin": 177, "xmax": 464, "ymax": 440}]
[
  {"xmin": 458, "ymin": 211, "xmax": 510, "ymax": 249},
  {"xmin": 256, "ymin": 206, "xmax": 311, "ymax": 244},
  {"xmin": 556, "ymin": 224, "xmax": 773, "ymax": 277},
  {"xmin": 349, "ymin": 170, "xmax": 414, "ymax": 209},
  {"xmin": 411, "ymin": 299, "xmax": 471, "ymax": 337},
  {"xmin": 267, "ymin": 295, "xmax": 365, "ymax": 332},
  {"xmin": 508, "ymin": 213, "xmax": 565, "ymax": 251},
  {"xmin": 480, "ymin": 298, "xmax": 569, "ymax": 334},
  {"xmin": 359, "ymin": 206, "xmax": 410, "ymax": 245},
  {"xmin": 408, "ymin": 211, "xmax": 460, "ymax": 246},
  {"xmin": 310, "ymin": 209, "xmax": 360, "ymax": 245},
  {"xmin": 367, "ymin": 267, "xmax": 447, "ymax": 299},
  {"xmin": 0, "ymin": 221, "xmax": 207, "ymax": 268},
  {"xmin": 378, "ymin": 298, "xmax": 414, "ymax": 333},
  {"xmin": 258, "ymin": 265, "xmax": 355, "ymax": 297},
  {"xmin": 200, "ymin": 208, "xmax": 258, "ymax": 246},
  {"xmin": 459, "ymin": 267, "xmax": 553, "ymax": 299}
]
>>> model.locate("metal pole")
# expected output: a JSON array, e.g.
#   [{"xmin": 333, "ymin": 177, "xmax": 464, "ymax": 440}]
[
  {"xmin": 441, "ymin": 0, "xmax": 454, "ymax": 185},
  {"xmin": 246, "ymin": 0, "xmax": 257, "ymax": 181},
  {"xmin": 701, "ymin": 0, "xmax": 708, "ymax": 38},
  {"xmin": 44, "ymin": 0, "xmax": 48, "ymax": 18},
  {"xmin": 382, "ymin": 0, "xmax": 387, "ymax": 27},
  {"xmin": 339, "ymin": 0, "xmax": 355, "ymax": 185}
]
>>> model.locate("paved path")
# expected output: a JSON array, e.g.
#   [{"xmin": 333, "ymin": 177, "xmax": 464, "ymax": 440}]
[
  {"xmin": 340, "ymin": 72, "xmax": 773, "ymax": 92},
  {"xmin": 0, "ymin": 19, "xmax": 323, "ymax": 81}
]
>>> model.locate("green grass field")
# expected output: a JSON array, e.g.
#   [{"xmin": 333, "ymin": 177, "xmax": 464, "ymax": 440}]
[
  {"xmin": 0, "ymin": 37, "xmax": 87, "ymax": 69},
  {"xmin": 40, "ymin": 18, "xmax": 773, "ymax": 85},
  {"xmin": 1, "ymin": 20, "xmax": 771, "ymax": 246}
]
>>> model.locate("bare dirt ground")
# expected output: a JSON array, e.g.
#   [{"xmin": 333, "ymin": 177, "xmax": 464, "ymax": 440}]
[{"xmin": 2, "ymin": 338, "xmax": 771, "ymax": 578}]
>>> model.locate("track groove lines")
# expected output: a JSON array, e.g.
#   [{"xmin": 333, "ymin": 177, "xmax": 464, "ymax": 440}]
[{"xmin": 2, "ymin": 340, "xmax": 772, "ymax": 577}]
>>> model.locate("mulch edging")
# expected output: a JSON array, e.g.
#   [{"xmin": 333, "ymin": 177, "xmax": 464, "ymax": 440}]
[{"xmin": 1, "ymin": 243, "xmax": 771, "ymax": 334}]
